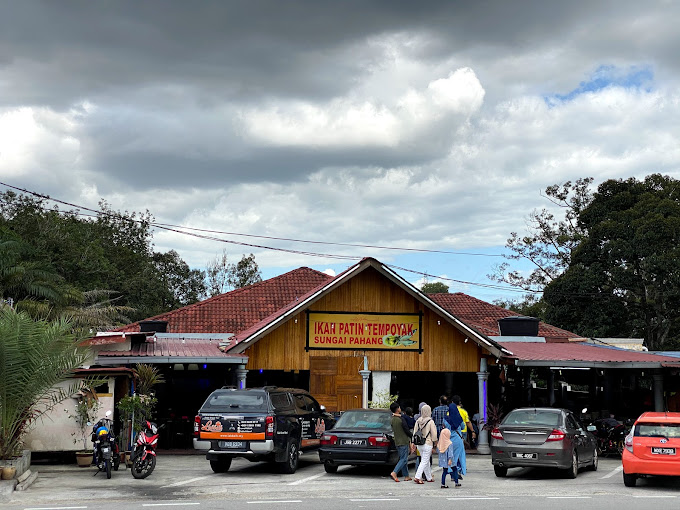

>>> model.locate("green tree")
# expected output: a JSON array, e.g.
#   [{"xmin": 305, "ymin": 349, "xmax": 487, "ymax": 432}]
[
  {"xmin": 493, "ymin": 294, "xmax": 546, "ymax": 319},
  {"xmin": 0, "ymin": 308, "xmax": 91, "ymax": 459},
  {"xmin": 226, "ymin": 253, "xmax": 262, "ymax": 289},
  {"xmin": 543, "ymin": 175, "xmax": 680, "ymax": 350},
  {"xmin": 490, "ymin": 178, "xmax": 594, "ymax": 292},
  {"xmin": 421, "ymin": 281, "xmax": 449, "ymax": 294},
  {"xmin": 205, "ymin": 250, "xmax": 230, "ymax": 297}
]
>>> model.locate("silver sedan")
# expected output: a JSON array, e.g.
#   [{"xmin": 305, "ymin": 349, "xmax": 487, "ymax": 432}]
[{"xmin": 490, "ymin": 407, "xmax": 598, "ymax": 478}]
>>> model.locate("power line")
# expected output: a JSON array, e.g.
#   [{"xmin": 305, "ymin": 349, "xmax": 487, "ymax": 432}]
[{"xmin": 0, "ymin": 181, "xmax": 525, "ymax": 295}]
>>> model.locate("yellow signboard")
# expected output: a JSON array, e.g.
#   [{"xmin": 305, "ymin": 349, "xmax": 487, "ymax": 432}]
[{"xmin": 307, "ymin": 312, "xmax": 421, "ymax": 351}]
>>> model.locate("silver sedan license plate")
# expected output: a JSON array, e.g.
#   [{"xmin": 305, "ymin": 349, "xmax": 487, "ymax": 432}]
[
  {"xmin": 512, "ymin": 452, "xmax": 537, "ymax": 459},
  {"xmin": 652, "ymin": 447, "xmax": 675, "ymax": 455},
  {"xmin": 219, "ymin": 440, "xmax": 245, "ymax": 449}
]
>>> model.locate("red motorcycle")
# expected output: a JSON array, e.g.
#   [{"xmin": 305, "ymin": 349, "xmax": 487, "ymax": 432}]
[{"xmin": 131, "ymin": 420, "xmax": 159, "ymax": 479}]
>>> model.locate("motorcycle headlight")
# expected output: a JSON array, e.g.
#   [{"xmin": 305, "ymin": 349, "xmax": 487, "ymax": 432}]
[{"xmin": 151, "ymin": 423, "xmax": 158, "ymax": 434}]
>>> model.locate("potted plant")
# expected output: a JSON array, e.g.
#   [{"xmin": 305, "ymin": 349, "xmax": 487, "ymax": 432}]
[{"xmin": 68, "ymin": 388, "xmax": 101, "ymax": 467}]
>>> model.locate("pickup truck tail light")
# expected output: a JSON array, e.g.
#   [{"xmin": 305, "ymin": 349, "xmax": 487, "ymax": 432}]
[
  {"xmin": 546, "ymin": 429, "xmax": 566, "ymax": 441},
  {"xmin": 193, "ymin": 415, "xmax": 201, "ymax": 438},
  {"xmin": 265, "ymin": 416, "xmax": 275, "ymax": 439},
  {"xmin": 320, "ymin": 434, "xmax": 338, "ymax": 446},
  {"xmin": 625, "ymin": 431, "xmax": 633, "ymax": 453},
  {"xmin": 490, "ymin": 428, "xmax": 503, "ymax": 440},
  {"xmin": 368, "ymin": 435, "xmax": 390, "ymax": 447}
]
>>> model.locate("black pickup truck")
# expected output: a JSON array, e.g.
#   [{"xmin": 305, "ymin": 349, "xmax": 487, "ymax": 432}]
[{"xmin": 195, "ymin": 386, "xmax": 335, "ymax": 474}]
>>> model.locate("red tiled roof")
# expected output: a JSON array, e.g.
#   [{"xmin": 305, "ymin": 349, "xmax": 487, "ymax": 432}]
[
  {"xmin": 98, "ymin": 337, "xmax": 242, "ymax": 358},
  {"xmin": 500, "ymin": 341, "xmax": 680, "ymax": 364},
  {"xmin": 429, "ymin": 293, "xmax": 579, "ymax": 342},
  {"xmin": 114, "ymin": 267, "xmax": 333, "ymax": 335}
]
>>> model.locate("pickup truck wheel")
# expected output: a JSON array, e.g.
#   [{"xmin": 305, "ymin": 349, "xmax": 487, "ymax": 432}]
[
  {"xmin": 324, "ymin": 460, "xmax": 338, "ymax": 473},
  {"xmin": 210, "ymin": 458, "xmax": 232, "ymax": 473},
  {"xmin": 280, "ymin": 438, "xmax": 299, "ymax": 474}
]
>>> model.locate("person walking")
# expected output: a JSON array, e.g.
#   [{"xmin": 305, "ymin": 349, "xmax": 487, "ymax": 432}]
[
  {"xmin": 389, "ymin": 402, "xmax": 412, "ymax": 482},
  {"xmin": 451, "ymin": 395, "xmax": 476, "ymax": 448},
  {"xmin": 432, "ymin": 395, "xmax": 449, "ymax": 436},
  {"xmin": 445, "ymin": 400, "xmax": 467, "ymax": 480},
  {"xmin": 413, "ymin": 404, "xmax": 437, "ymax": 484},
  {"xmin": 437, "ymin": 428, "xmax": 461, "ymax": 488}
]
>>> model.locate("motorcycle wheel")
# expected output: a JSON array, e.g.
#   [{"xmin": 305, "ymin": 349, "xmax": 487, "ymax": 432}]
[
  {"xmin": 616, "ymin": 439, "xmax": 625, "ymax": 456},
  {"xmin": 131, "ymin": 452, "xmax": 156, "ymax": 479},
  {"xmin": 105, "ymin": 459, "xmax": 111, "ymax": 479}
]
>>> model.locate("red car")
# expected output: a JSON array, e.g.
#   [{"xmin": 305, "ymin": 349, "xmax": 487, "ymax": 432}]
[{"xmin": 621, "ymin": 412, "xmax": 680, "ymax": 487}]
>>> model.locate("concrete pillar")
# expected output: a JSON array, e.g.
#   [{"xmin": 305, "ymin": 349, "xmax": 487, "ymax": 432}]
[
  {"xmin": 371, "ymin": 371, "xmax": 391, "ymax": 402},
  {"xmin": 653, "ymin": 373, "xmax": 664, "ymax": 412},
  {"xmin": 235, "ymin": 364, "xmax": 248, "ymax": 389},
  {"xmin": 548, "ymin": 370, "xmax": 556, "ymax": 406},
  {"xmin": 476, "ymin": 358, "xmax": 491, "ymax": 455}
]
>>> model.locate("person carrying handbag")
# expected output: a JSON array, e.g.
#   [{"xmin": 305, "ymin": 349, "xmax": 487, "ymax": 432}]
[{"xmin": 412, "ymin": 404, "xmax": 437, "ymax": 484}]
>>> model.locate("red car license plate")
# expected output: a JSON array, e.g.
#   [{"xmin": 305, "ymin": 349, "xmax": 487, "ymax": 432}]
[{"xmin": 652, "ymin": 447, "xmax": 676, "ymax": 455}]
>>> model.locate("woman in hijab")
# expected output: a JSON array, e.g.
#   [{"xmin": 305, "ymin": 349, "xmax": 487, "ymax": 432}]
[
  {"xmin": 413, "ymin": 401, "xmax": 428, "ymax": 466},
  {"xmin": 444, "ymin": 402, "xmax": 467, "ymax": 481},
  {"xmin": 437, "ymin": 428, "xmax": 461, "ymax": 488},
  {"xmin": 413, "ymin": 404, "xmax": 437, "ymax": 484}
]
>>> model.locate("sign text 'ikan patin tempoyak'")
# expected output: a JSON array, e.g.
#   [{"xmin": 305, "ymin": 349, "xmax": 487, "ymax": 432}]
[{"xmin": 307, "ymin": 312, "xmax": 421, "ymax": 351}]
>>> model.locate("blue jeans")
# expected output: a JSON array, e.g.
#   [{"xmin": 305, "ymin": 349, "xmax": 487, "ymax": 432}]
[
  {"xmin": 393, "ymin": 445, "xmax": 410, "ymax": 477},
  {"xmin": 441, "ymin": 465, "xmax": 459, "ymax": 485}
]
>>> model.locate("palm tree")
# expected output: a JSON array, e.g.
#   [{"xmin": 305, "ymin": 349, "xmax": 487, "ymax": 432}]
[{"xmin": 0, "ymin": 307, "xmax": 91, "ymax": 459}]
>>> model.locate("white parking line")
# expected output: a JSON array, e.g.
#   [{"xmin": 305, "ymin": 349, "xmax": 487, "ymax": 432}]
[
  {"xmin": 447, "ymin": 498, "xmax": 500, "ymax": 500},
  {"xmin": 601, "ymin": 465, "xmax": 623, "ymax": 479},
  {"xmin": 350, "ymin": 499, "xmax": 400, "ymax": 502},
  {"xmin": 246, "ymin": 501, "xmax": 302, "ymax": 504},
  {"xmin": 142, "ymin": 504, "xmax": 200, "ymax": 507},
  {"xmin": 632, "ymin": 495, "xmax": 677, "ymax": 498},
  {"xmin": 161, "ymin": 476, "xmax": 212, "ymax": 488},
  {"xmin": 287, "ymin": 472, "xmax": 327, "ymax": 486},
  {"xmin": 546, "ymin": 496, "xmax": 591, "ymax": 499},
  {"xmin": 25, "ymin": 507, "xmax": 88, "ymax": 510}
]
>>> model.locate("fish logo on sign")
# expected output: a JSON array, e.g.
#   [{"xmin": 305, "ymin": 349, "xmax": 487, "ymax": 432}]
[{"xmin": 660, "ymin": 438, "xmax": 668, "ymax": 443}]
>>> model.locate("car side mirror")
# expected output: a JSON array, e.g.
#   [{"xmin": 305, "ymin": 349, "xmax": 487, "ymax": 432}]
[{"xmin": 320, "ymin": 405, "xmax": 326, "ymax": 412}]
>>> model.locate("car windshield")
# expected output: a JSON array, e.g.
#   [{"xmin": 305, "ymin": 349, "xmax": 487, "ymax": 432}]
[
  {"xmin": 201, "ymin": 391, "xmax": 268, "ymax": 411},
  {"xmin": 636, "ymin": 422, "xmax": 680, "ymax": 438},
  {"xmin": 335, "ymin": 411, "xmax": 391, "ymax": 429},
  {"xmin": 503, "ymin": 409, "xmax": 561, "ymax": 427}
]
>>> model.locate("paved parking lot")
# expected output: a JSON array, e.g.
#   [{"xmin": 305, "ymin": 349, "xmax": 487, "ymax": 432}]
[{"xmin": 3, "ymin": 452, "xmax": 680, "ymax": 509}]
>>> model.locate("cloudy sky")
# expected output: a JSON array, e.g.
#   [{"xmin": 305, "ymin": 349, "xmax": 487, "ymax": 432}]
[{"xmin": 1, "ymin": 0, "xmax": 679, "ymax": 304}]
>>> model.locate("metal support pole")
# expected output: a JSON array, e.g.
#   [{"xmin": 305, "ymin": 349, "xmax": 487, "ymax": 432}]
[
  {"xmin": 476, "ymin": 358, "xmax": 491, "ymax": 455},
  {"xmin": 653, "ymin": 373, "xmax": 664, "ymax": 412},
  {"xmin": 359, "ymin": 356, "xmax": 371, "ymax": 408}
]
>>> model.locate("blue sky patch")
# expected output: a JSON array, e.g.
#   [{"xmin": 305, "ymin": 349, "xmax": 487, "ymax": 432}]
[{"xmin": 545, "ymin": 65, "xmax": 653, "ymax": 106}]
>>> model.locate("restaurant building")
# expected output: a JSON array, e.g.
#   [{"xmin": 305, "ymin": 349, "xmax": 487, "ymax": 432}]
[{"xmin": 90, "ymin": 257, "xmax": 680, "ymax": 451}]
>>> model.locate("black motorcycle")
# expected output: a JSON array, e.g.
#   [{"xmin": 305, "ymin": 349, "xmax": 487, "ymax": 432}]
[
  {"xmin": 91, "ymin": 411, "xmax": 120, "ymax": 479},
  {"xmin": 590, "ymin": 417, "xmax": 627, "ymax": 456}
]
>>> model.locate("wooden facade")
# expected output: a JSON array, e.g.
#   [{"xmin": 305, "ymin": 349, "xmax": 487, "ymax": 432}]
[{"xmin": 242, "ymin": 266, "xmax": 490, "ymax": 411}]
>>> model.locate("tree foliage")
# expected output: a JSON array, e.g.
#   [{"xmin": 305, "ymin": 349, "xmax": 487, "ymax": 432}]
[
  {"xmin": 421, "ymin": 281, "xmax": 450, "ymax": 294},
  {"xmin": 544, "ymin": 175, "xmax": 680, "ymax": 350},
  {"xmin": 205, "ymin": 251, "xmax": 263, "ymax": 297},
  {"xmin": 496, "ymin": 174, "xmax": 680, "ymax": 350},
  {"xmin": 0, "ymin": 192, "xmax": 206, "ymax": 323}
]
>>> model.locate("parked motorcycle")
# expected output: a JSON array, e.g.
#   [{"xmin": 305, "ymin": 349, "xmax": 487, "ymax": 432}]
[
  {"xmin": 589, "ymin": 417, "xmax": 627, "ymax": 456},
  {"xmin": 131, "ymin": 419, "xmax": 160, "ymax": 479},
  {"xmin": 91, "ymin": 410, "xmax": 120, "ymax": 479}
]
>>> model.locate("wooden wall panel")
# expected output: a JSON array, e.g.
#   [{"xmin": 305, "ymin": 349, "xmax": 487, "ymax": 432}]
[{"xmin": 244, "ymin": 267, "xmax": 486, "ymax": 376}]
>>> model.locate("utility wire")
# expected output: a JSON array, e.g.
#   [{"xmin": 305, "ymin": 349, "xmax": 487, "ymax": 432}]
[{"xmin": 0, "ymin": 181, "xmax": 528, "ymax": 295}]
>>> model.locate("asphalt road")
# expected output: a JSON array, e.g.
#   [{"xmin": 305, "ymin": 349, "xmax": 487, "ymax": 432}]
[{"xmin": 3, "ymin": 452, "xmax": 680, "ymax": 510}]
